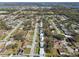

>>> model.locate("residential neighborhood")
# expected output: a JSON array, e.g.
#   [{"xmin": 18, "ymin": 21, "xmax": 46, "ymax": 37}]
[{"xmin": 0, "ymin": 2, "xmax": 79, "ymax": 57}]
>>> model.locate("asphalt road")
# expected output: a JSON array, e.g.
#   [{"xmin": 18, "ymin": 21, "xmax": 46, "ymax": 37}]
[
  {"xmin": 30, "ymin": 21, "xmax": 39, "ymax": 57},
  {"xmin": 53, "ymin": 16, "xmax": 74, "ymax": 54},
  {"xmin": 39, "ymin": 20, "xmax": 45, "ymax": 57},
  {"xmin": 3, "ymin": 21, "xmax": 23, "ymax": 41},
  {"xmin": 51, "ymin": 18, "xmax": 61, "ymax": 34}
]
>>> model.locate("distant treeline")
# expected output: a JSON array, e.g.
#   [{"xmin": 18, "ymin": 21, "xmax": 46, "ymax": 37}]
[{"xmin": 0, "ymin": 8, "xmax": 17, "ymax": 12}]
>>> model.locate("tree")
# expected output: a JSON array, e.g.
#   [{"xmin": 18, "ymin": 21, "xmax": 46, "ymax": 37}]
[
  {"xmin": 6, "ymin": 43, "xmax": 18, "ymax": 50},
  {"xmin": 44, "ymin": 36, "xmax": 53, "ymax": 53},
  {"xmin": 0, "ymin": 20, "xmax": 7, "ymax": 30},
  {"xmin": 13, "ymin": 32, "xmax": 25, "ymax": 41},
  {"xmin": 53, "ymin": 34, "xmax": 65, "ymax": 40},
  {"xmin": 75, "ymin": 35, "xmax": 79, "ymax": 42}
]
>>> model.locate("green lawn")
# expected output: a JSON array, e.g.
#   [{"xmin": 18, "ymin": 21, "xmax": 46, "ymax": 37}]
[
  {"xmin": 45, "ymin": 48, "xmax": 59, "ymax": 57},
  {"xmin": 24, "ymin": 48, "xmax": 30, "ymax": 54},
  {"xmin": 35, "ymin": 47, "xmax": 40, "ymax": 54},
  {"xmin": 0, "ymin": 35, "xmax": 6, "ymax": 41}
]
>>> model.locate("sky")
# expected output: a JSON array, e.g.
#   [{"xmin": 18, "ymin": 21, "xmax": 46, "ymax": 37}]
[{"xmin": 0, "ymin": 0, "xmax": 78, "ymax": 2}]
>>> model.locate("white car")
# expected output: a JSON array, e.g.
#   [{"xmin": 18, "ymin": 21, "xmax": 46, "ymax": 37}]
[
  {"xmin": 40, "ymin": 37, "xmax": 44, "ymax": 42},
  {"xmin": 40, "ymin": 33, "xmax": 44, "ymax": 37},
  {"xmin": 40, "ymin": 42, "xmax": 44, "ymax": 48},
  {"xmin": 40, "ymin": 48, "xmax": 45, "ymax": 57}
]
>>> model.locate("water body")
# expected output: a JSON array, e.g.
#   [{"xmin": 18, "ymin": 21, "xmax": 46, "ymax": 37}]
[
  {"xmin": 0, "ymin": 2, "xmax": 79, "ymax": 8},
  {"xmin": 0, "ymin": 6, "xmax": 18, "ymax": 8}
]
